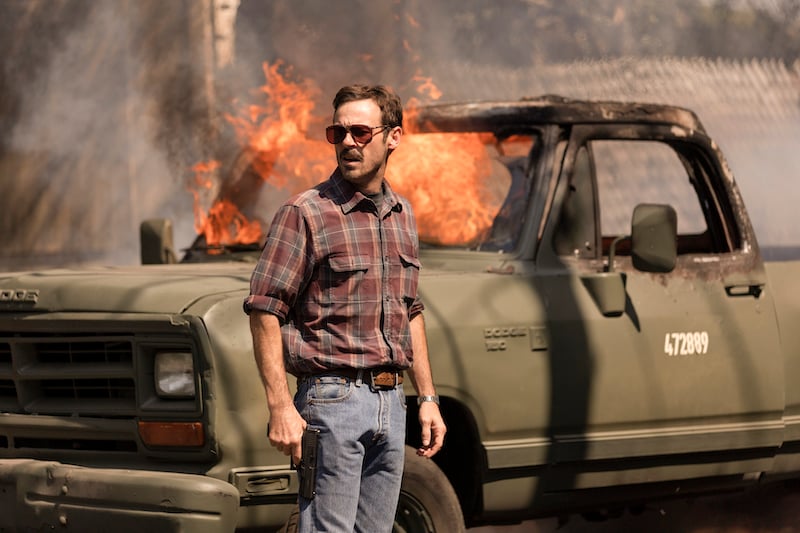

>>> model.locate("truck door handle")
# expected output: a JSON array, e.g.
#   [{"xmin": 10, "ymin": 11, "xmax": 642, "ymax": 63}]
[
  {"xmin": 246, "ymin": 475, "xmax": 290, "ymax": 495},
  {"xmin": 231, "ymin": 471, "xmax": 291, "ymax": 496},
  {"xmin": 725, "ymin": 283, "xmax": 763, "ymax": 298}
]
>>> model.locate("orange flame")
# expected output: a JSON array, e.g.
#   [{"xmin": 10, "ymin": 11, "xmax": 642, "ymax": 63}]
[
  {"xmin": 190, "ymin": 62, "xmax": 327, "ymax": 247},
  {"xmin": 190, "ymin": 160, "xmax": 261, "ymax": 249},
  {"xmin": 226, "ymin": 61, "xmax": 321, "ymax": 188},
  {"xmin": 199, "ymin": 199, "xmax": 262, "ymax": 247},
  {"xmin": 191, "ymin": 63, "xmax": 502, "ymax": 248},
  {"xmin": 390, "ymin": 132, "xmax": 496, "ymax": 246},
  {"xmin": 411, "ymin": 73, "xmax": 443, "ymax": 101}
]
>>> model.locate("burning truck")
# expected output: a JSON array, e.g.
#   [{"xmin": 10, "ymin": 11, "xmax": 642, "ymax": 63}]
[{"xmin": 3, "ymin": 74, "xmax": 800, "ymax": 532}]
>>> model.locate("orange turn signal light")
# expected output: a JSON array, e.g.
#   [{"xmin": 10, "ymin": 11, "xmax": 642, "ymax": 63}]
[{"xmin": 138, "ymin": 421, "xmax": 205, "ymax": 447}]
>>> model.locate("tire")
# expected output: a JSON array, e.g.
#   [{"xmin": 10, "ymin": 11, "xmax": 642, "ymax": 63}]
[
  {"xmin": 276, "ymin": 446, "xmax": 464, "ymax": 533},
  {"xmin": 394, "ymin": 446, "xmax": 465, "ymax": 533}
]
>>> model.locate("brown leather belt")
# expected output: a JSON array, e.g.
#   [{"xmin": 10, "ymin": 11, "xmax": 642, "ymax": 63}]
[{"xmin": 307, "ymin": 367, "xmax": 404, "ymax": 390}]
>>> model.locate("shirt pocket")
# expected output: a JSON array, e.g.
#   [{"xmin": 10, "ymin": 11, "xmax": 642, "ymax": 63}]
[
  {"xmin": 325, "ymin": 254, "xmax": 371, "ymax": 303},
  {"xmin": 398, "ymin": 252, "xmax": 421, "ymax": 302}
]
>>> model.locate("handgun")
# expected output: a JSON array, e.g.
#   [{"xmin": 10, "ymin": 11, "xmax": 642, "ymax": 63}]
[{"xmin": 297, "ymin": 427, "xmax": 320, "ymax": 500}]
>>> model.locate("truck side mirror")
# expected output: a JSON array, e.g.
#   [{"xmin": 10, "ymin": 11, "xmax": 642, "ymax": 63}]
[
  {"xmin": 140, "ymin": 218, "xmax": 178, "ymax": 265},
  {"xmin": 630, "ymin": 204, "xmax": 677, "ymax": 273}
]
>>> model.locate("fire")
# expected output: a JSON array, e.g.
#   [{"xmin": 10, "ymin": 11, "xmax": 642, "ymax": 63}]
[
  {"xmin": 200, "ymin": 199, "xmax": 262, "ymax": 248},
  {"xmin": 190, "ymin": 161, "xmax": 260, "ymax": 249},
  {"xmin": 191, "ymin": 62, "xmax": 327, "ymax": 247},
  {"xmin": 191, "ymin": 63, "xmax": 502, "ymax": 248},
  {"xmin": 390, "ymin": 133, "xmax": 496, "ymax": 246},
  {"xmin": 411, "ymin": 73, "xmax": 443, "ymax": 101},
  {"xmin": 225, "ymin": 61, "xmax": 323, "ymax": 189}
]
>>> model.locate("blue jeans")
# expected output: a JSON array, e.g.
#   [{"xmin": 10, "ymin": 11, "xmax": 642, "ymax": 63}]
[{"xmin": 294, "ymin": 374, "xmax": 407, "ymax": 532}]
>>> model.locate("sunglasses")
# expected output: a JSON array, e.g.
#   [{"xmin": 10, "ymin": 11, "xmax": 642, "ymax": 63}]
[{"xmin": 325, "ymin": 124, "xmax": 389, "ymax": 145}]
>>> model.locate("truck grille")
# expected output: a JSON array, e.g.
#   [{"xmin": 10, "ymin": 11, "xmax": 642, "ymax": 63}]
[
  {"xmin": 37, "ymin": 339, "xmax": 132, "ymax": 364},
  {"xmin": 0, "ymin": 379, "xmax": 15, "ymax": 397},
  {"xmin": 40, "ymin": 377, "xmax": 135, "ymax": 400},
  {"xmin": 0, "ymin": 336, "xmax": 137, "ymax": 417},
  {"xmin": 0, "ymin": 323, "xmax": 205, "ymax": 459}
]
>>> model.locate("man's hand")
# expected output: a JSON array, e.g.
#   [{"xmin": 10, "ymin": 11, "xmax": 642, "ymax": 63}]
[
  {"xmin": 417, "ymin": 402, "xmax": 446, "ymax": 458},
  {"xmin": 268, "ymin": 405, "xmax": 307, "ymax": 466}
]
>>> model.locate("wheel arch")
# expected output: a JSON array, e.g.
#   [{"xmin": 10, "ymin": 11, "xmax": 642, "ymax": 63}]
[{"xmin": 406, "ymin": 396, "xmax": 485, "ymax": 524}]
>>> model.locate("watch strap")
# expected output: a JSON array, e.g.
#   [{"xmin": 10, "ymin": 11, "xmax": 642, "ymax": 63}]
[{"xmin": 417, "ymin": 394, "xmax": 440, "ymax": 406}]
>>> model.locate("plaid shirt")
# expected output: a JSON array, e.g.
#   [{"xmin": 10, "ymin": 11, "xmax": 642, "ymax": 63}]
[{"xmin": 244, "ymin": 170, "xmax": 424, "ymax": 375}]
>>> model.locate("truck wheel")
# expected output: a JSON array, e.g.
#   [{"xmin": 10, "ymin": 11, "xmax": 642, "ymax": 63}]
[{"xmin": 394, "ymin": 446, "xmax": 465, "ymax": 533}]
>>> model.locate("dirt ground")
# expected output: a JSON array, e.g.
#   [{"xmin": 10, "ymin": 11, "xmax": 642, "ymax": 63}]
[{"xmin": 470, "ymin": 482, "xmax": 800, "ymax": 532}]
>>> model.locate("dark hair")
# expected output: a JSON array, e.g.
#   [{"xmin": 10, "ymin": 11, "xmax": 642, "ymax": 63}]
[{"xmin": 332, "ymin": 85, "xmax": 403, "ymax": 128}]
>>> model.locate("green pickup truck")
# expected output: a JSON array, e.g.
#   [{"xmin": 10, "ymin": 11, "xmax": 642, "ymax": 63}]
[{"xmin": 2, "ymin": 97, "xmax": 799, "ymax": 531}]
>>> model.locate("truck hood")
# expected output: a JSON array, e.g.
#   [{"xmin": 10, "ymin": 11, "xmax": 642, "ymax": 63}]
[{"xmin": 0, "ymin": 264, "xmax": 254, "ymax": 314}]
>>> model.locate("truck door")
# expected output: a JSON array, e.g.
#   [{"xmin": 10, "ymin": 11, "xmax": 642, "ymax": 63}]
[{"xmin": 536, "ymin": 125, "xmax": 784, "ymax": 490}]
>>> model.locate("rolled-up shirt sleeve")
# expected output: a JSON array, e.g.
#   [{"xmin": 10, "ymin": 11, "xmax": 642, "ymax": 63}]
[
  {"xmin": 408, "ymin": 296, "xmax": 424, "ymax": 319},
  {"xmin": 243, "ymin": 205, "xmax": 311, "ymax": 320}
]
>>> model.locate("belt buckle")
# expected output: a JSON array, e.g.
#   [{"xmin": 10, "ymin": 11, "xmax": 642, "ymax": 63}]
[{"xmin": 370, "ymin": 371, "xmax": 397, "ymax": 390}]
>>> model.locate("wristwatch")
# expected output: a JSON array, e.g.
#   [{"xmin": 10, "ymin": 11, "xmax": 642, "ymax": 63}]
[{"xmin": 417, "ymin": 395, "xmax": 440, "ymax": 406}]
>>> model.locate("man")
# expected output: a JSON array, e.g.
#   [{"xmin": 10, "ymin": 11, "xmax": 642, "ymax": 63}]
[{"xmin": 244, "ymin": 84, "xmax": 446, "ymax": 532}]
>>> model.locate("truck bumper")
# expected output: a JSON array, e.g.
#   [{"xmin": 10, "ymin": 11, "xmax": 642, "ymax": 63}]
[{"xmin": 0, "ymin": 459, "xmax": 240, "ymax": 532}]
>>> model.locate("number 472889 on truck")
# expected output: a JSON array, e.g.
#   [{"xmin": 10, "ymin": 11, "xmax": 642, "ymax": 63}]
[{"xmin": 1, "ymin": 96, "xmax": 800, "ymax": 531}]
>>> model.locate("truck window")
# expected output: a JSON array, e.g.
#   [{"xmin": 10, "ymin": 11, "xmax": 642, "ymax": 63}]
[
  {"xmin": 475, "ymin": 133, "xmax": 539, "ymax": 252},
  {"xmin": 593, "ymin": 140, "xmax": 707, "ymax": 239},
  {"xmin": 554, "ymin": 139, "xmax": 715, "ymax": 259},
  {"xmin": 406, "ymin": 132, "xmax": 539, "ymax": 252}
]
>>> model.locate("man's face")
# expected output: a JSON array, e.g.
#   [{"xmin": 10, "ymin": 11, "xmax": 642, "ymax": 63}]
[{"xmin": 332, "ymin": 99, "xmax": 400, "ymax": 193}]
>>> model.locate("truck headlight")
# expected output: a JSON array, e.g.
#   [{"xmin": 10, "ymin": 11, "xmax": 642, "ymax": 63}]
[{"xmin": 154, "ymin": 351, "xmax": 196, "ymax": 398}]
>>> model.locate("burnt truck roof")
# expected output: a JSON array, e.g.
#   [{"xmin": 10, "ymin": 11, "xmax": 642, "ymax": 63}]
[{"xmin": 410, "ymin": 95, "xmax": 706, "ymax": 134}]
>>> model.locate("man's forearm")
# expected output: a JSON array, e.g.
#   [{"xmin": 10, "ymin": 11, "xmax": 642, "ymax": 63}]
[
  {"xmin": 249, "ymin": 311, "xmax": 293, "ymax": 411},
  {"xmin": 250, "ymin": 310, "xmax": 306, "ymax": 462},
  {"xmin": 407, "ymin": 313, "xmax": 436, "ymax": 396}
]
